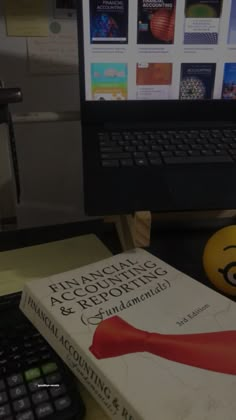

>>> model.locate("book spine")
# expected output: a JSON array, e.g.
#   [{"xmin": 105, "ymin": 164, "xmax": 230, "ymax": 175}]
[{"xmin": 20, "ymin": 285, "xmax": 139, "ymax": 420}]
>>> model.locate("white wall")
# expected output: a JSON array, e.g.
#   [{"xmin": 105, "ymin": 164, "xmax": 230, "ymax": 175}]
[{"xmin": 0, "ymin": 1, "xmax": 90, "ymax": 228}]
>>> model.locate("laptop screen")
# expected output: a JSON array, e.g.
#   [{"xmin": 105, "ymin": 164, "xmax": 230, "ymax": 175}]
[{"xmin": 81, "ymin": 0, "xmax": 236, "ymax": 102}]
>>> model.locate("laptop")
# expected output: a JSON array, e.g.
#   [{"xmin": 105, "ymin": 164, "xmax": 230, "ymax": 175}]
[{"xmin": 77, "ymin": 0, "xmax": 236, "ymax": 216}]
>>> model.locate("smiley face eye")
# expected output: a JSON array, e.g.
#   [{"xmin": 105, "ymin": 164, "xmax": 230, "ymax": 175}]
[
  {"xmin": 226, "ymin": 271, "xmax": 236, "ymax": 286},
  {"xmin": 218, "ymin": 262, "xmax": 236, "ymax": 286}
]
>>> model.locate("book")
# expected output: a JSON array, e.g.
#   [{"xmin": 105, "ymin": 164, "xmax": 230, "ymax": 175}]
[
  {"xmin": 136, "ymin": 62, "xmax": 173, "ymax": 100},
  {"xmin": 20, "ymin": 248, "xmax": 236, "ymax": 420},
  {"xmin": 179, "ymin": 63, "xmax": 216, "ymax": 99},
  {"xmin": 221, "ymin": 63, "xmax": 236, "ymax": 100},
  {"xmin": 184, "ymin": 0, "xmax": 222, "ymax": 45},
  {"xmin": 228, "ymin": 1, "xmax": 236, "ymax": 45},
  {"xmin": 91, "ymin": 63, "xmax": 128, "ymax": 100},
  {"xmin": 137, "ymin": 0, "xmax": 176, "ymax": 44},
  {"xmin": 89, "ymin": 0, "xmax": 128, "ymax": 44}
]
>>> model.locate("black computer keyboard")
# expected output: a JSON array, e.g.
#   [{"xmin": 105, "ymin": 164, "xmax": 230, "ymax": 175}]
[
  {"xmin": 99, "ymin": 128, "xmax": 236, "ymax": 167},
  {"xmin": 0, "ymin": 292, "xmax": 85, "ymax": 420}
]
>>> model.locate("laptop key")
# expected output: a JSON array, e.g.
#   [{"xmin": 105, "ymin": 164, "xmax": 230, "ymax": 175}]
[
  {"xmin": 151, "ymin": 145, "xmax": 163, "ymax": 152},
  {"xmin": 201, "ymin": 150, "xmax": 215, "ymax": 156},
  {"xmin": 175, "ymin": 151, "xmax": 187, "ymax": 157},
  {"xmin": 0, "ymin": 404, "xmax": 11, "ymax": 418},
  {"xmin": 164, "ymin": 156, "xmax": 233, "ymax": 164},
  {"xmin": 120, "ymin": 159, "xmax": 134, "ymax": 167},
  {"xmin": 102, "ymin": 160, "xmax": 119, "ymax": 168},
  {"xmin": 137, "ymin": 146, "xmax": 150, "ymax": 152},
  {"xmin": 147, "ymin": 152, "xmax": 160, "ymax": 158},
  {"xmin": 161, "ymin": 151, "xmax": 173, "ymax": 157},
  {"xmin": 149, "ymin": 158, "xmax": 162, "ymax": 166},
  {"xmin": 124, "ymin": 146, "xmax": 136, "ymax": 152},
  {"xmin": 135, "ymin": 158, "xmax": 148, "ymax": 166},
  {"xmin": 133, "ymin": 152, "xmax": 145, "ymax": 158},
  {"xmin": 100, "ymin": 147, "xmax": 123, "ymax": 153},
  {"xmin": 101, "ymin": 153, "xmax": 131, "ymax": 159},
  {"xmin": 188, "ymin": 150, "xmax": 201, "ymax": 156}
]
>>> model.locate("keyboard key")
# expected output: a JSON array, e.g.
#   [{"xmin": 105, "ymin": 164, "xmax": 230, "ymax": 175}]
[
  {"xmin": 118, "ymin": 140, "xmax": 126, "ymax": 146},
  {"xmin": 111, "ymin": 134, "xmax": 122, "ymax": 141},
  {"xmin": 124, "ymin": 146, "xmax": 136, "ymax": 152},
  {"xmin": 23, "ymin": 343, "xmax": 33, "ymax": 350},
  {"xmin": 98, "ymin": 132, "xmax": 109, "ymax": 140},
  {"xmin": 164, "ymin": 156, "xmax": 233, "ymax": 164},
  {"xmin": 102, "ymin": 160, "xmax": 119, "ymax": 168},
  {"xmin": 7, "ymin": 374, "xmax": 23, "ymax": 387},
  {"xmin": 175, "ymin": 151, "xmax": 187, "ymax": 157},
  {"xmin": 49, "ymin": 384, "xmax": 66, "ymax": 398},
  {"xmin": 0, "ymin": 404, "xmax": 11, "ymax": 419},
  {"xmin": 25, "ymin": 350, "xmax": 35, "ymax": 358},
  {"xmin": 161, "ymin": 151, "xmax": 173, "ymax": 157},
  {"xmin": 28, "ymin": 378, "xmax": 44, "ymax": 392},
  {"xmin": 26, "ymin": 357, "xmax": 41, "ymax": 367},
  {"xmin": 135, "ymin": 158, "xmax": 148, "ymax": 166},
  {"xmin": 0, "ymin": 367, "xmax": 7, "ymax": 375},
  {"xmin": 40, "ymin": 353, "xmax": 51, "ymax": 361},
  {"xmin": 0, "ymin": 380, "xmax": 5, "ymax": 392},
  {"xmin": 100, "ymin": 147, "xmax": 122, "ymax": 153},
  {"xmin": 54, "ymin": 396, "xmax": 71, "ymax": 411},
  {"xmin": 101, "ymin": 153, "xmax": 131, "ymax": 159},
  {"xmin": 164, "ymin": 145, "xmax": 176, "ymax": 151},
  {"xmin": 201, "ymin": 150, "xmax": 214, "ymax": 156},
  {"xmin": 41, "ymin": 363, "xmax": 58, "ymax": 376},
  {"xmin": 120, "ymin": 159, "xmax": 134, "ymax": 167},
  {"xmin": 16, "ymin": 409, "xmax": 35, "ymax": 420},
  {"xmin": 149, "ymin": 158, "xmax": 162, "ymax": 166},
  {"xmin": 177, "ymin": 144, "xmax": 189, "ymax": 150},
  {"xmin": 137, "ymin": 146, "xmax": 150, "ymax": 152},
  {"xmin": 35, "ymin": 402, "xmax": 54, "ymax": 418},
  {"xmin": 0, "ymin": 391, "xmax": 7, "ymax": 404},
  {"xmin": 124, "ymin": 134, "xmax": 135, "ymax": 140},
  {"xmin": 10, "ymin": 346, "xmax": 20, "ymax": 354},
  {"xmin": 137, "ymin": 134, "xmax": 148, "ymax": 140},
  {"xmin": 24, "ymin": 368, "xmax": 41, "ymax": 382},
  {"xmin": 46, "ymin": 372, "xmax": 61, "ymax": 385},
  {"xmin": 13, "ymin": 397, "xmax": 30, "ymax": 412},
  {"xmin": 32, "ymin": 391, "xmax": 49, "ymax": 405},
  {"xmin": 188, "ymin": 150, "xmax": 201, "ymax": 156},
  {"xmin": 133, "ymin": 152, "xmax": 145, "ymax": 158},
  {"xmin": 10, "ymin": 385, "xmax": 27, "ymax": 400},
  {"xmin": 151, "ymin": 145, "xmax": 163, "ymax": 152}
]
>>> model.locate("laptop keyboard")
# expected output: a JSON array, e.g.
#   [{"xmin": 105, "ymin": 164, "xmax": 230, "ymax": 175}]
[{"xmin": 99, "ymin": 128, "xmax": 236, "ymax": 167}]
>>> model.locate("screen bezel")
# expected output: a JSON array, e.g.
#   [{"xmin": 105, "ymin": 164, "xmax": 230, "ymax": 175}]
[{"xmin": 76, "ymin": 0, "xmax": 236, "ymax": 125}]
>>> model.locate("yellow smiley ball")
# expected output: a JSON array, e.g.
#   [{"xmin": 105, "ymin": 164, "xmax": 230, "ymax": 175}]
[{"xmin": 203, "ymin": 225, "xmax": 236, "ymax": 296}]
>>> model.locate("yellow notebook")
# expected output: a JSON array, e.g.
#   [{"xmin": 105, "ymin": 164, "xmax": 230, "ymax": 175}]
[{"xmin": 0, "ymin": 234, "xmax": 112, "ymax": 297}]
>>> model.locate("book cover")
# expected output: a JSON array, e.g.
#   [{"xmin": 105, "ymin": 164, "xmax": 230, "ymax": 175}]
[
  {"xmin": 90, "ymin": 0, "xmax": 128, "ymax": 44},
  {"xmin": 20, "ymin": 248, "xmax": 236, "ymax": 419},
  {"xmin": 179, "ymin": 63, "xmax": 216, "ymax": 99},
  {"xmin": 221, "ymin": 63, "xmax": 236, "ymax": 100},
  {"xmin": 228, "ymin": 1, "xmax": 236, "ymax": 45},
  {"xmin": 137, "ymin": 0, "xmax": 176, "ymax": 44},
  {"xmin": 136, "ymin": 62, "xmax": 173, "ymax": 99},
  {"xmin": 91, "ymin": 63, "xmax": 128, "ymax": 100},
  {"xmin": 184, "ymin": 0, "xmax": 222, "ymax": 44}
]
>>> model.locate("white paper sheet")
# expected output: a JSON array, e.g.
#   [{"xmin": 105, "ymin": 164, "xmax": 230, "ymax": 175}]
[{"xmin": 27, "ymin": 20, "xmax": 78, "ymax": 75}]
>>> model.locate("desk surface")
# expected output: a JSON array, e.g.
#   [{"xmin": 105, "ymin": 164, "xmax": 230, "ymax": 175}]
[{"xmin": 0, "ymin": 217, "xmax": 235, "ymax": 420}]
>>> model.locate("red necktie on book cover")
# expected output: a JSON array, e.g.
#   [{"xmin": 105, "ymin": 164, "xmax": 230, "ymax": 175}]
[{"xmin": 89, "ymin": 316, "xmax": 236, "ymax": 375}]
